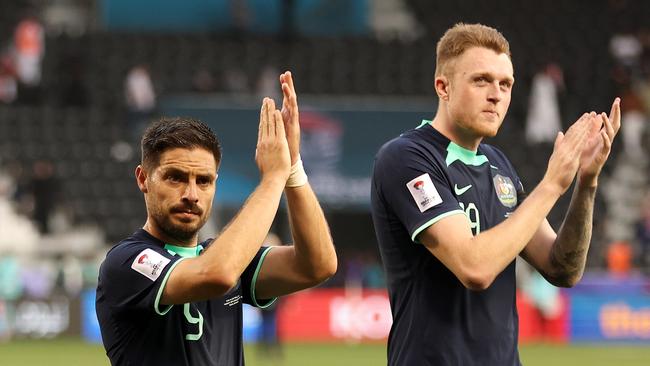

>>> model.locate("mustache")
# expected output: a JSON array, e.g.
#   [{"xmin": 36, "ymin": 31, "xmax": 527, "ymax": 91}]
[{"xmin": 170, "ymin": 204, "xmax": 203, "ymax": 215}]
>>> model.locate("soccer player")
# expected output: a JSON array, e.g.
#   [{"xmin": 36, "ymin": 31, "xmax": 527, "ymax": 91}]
[
  {"xmin": 96, "ymin": 72, "xmax": 337, "ymax": 366},
  {"xmin": 370, "ymin": 23, "xmax": 620, "ymax": 365}
]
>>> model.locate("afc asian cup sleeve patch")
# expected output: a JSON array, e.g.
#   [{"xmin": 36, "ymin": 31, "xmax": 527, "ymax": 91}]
[
  {"xmin": 131, "ymin": 248, "xmax": 171, "ymax": 282},
  {"xmin": 406, "ymin": 173, "xmax": 443, "ymax": 212}
]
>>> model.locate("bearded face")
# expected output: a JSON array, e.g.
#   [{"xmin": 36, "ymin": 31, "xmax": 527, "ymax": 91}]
[{"xmin": 139, "ymin": 147, "xmax": 217, "ymax": 244}]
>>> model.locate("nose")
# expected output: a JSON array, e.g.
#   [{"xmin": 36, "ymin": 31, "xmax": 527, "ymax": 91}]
[
  {"xmin": 487, "ymin": 82, "xmax": 501, "ymax": 104},
  {"xmin": 182, "ymin": 180, "xmax": 199, "ymax": 204}
]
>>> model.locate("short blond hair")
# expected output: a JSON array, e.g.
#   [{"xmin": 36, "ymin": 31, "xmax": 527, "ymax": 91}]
[{"xmin": 435, "ymin": 23, "xmax": 511, "ymax": 77}]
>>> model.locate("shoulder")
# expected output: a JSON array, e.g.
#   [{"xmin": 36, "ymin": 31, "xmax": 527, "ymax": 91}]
[
  {"xmin": 379, "ymin": 128, "xmax": 423, "ymax": 152},
  {"xmin": 100, "ymin": 234, "xmax": 168, "ymax": 276},
  {"xmin": 375, "ymin": 129, "xmax": 433, "ymax": 166}
]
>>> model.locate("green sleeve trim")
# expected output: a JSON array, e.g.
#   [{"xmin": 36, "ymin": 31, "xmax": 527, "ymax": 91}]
[
  {"xmin": 154, "ymin": 257, "xmax": 187, "ymax": 315},
  {"xmin": 411, "ymin": 210, "xmax": 465, "ymax": 243},
  {"xmin": 250, "ymin": 247, "xmax": 277, "ymax": 309}
]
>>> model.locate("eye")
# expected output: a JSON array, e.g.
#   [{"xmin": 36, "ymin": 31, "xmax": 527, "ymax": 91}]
[
  {"xmin": 167, "ymin": 173, "xmax": 183, "ymax": 183},
  {"xmin": 500, "ymin": 80, "xmax": 512, "ymax": 90},
  {"xmin": 197, "ymin": 176, "xmax": 213, "ymax": 186},
  {"xmin": 474, "ymin": 76, "xmax": 489, "ymax": 85}
]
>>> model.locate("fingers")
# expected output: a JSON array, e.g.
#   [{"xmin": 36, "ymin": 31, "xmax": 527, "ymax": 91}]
[
  {"xmin": 600, "ymin": 129, "xmax": 612, "ymax": 152},
  {"xmin": 281, "ymin": 71, "xmax": 296, "ymax": 94},
  {"xmin": 274, "ymin": 109, "xmax": 285, "ymax": 138},
  {"xmin": 563, "ymin": 113, "xmax": 591, "ymax": 148},
  {"xmin": 280, "ymin": 71, "xmax": 298, "ymax": 109},
  {"xmin": 266, "ymin": 98, "xmax": 276, "ymax": 137},
  {"xmin": 600, "ymin": 112, "xmax": 616, "ymax": 141},
  {"xmin": 259, "ymin": 98, "xmax": 279, "ymax": 138},
  {"xmin": 259, "ymin": 97, "xmax": 289, "ymax": 140},
  {"xmin": 259, "ymin": 99, "xmax": 267, "ymax": 141},
  {"xmin": 608, "ymin": 97, "xmax": 621, "ymax": 135}
]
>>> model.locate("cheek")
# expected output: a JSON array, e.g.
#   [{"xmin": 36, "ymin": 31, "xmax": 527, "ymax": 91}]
[{"xmin": 200, "ymin": 189, "xmax": 215, "ymax": 204}]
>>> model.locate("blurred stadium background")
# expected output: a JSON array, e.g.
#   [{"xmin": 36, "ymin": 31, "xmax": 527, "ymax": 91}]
[{"xmin": 0, "ymin": 0, "xmax": 649, "ymax": 365}]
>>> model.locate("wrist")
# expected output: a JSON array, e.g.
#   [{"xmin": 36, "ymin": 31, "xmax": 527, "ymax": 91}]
[
  {"xmin": 537, "ymin": 179, "xmax": 564, "ymax": 200},
  {"xmin": 286, "ymin": 155, "xmax": 308, "ymax": 188},
  {"xmin": 261, "ymin": 173, "xmax": 289, "ymax": 189},
  {"xmin": 577, "ymin": 175, "xmax": 598, "ymax": 189}
]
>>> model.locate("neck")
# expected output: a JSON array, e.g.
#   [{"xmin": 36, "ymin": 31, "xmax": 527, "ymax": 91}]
[
  {"xmin": 143, "ymin": 219, "xmax": 198, "ymax": 247},
  {"xmin": 431, "ymin": 103, "xmax": 482, "ymax": 151}
]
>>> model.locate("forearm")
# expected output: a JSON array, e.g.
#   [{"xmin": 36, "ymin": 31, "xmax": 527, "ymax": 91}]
[
  {"xmin": 202, "ymin": 178, "xmax": 286, "ymax": 285},
  {"xmin": 285, "ymin": 184, "xmax": 337, "ymax": 282},
  {"xmin": 546, "ymin": 184, "xmax": 596, "ymax": 287},
  {"xmin": 471, "ymin": 182, "xmax": 561, "ymax": 279}
]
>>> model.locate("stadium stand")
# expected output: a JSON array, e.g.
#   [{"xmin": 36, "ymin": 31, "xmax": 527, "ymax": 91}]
[{"xmin": 0, "ymin": 0, "xmax": 646, "ymax": 254}]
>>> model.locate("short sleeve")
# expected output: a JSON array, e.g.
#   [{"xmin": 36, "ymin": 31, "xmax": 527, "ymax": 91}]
[
  {"xmin": 241, "ymin": 246, "xmax": 276, "ymax": 308},
  {"xmin": 98, "ymin": 243, "xmax": 186, "ymax": 316},
  {"xmin": 373, "ymin": 139, "xmax": 465, "ymax": 242}
]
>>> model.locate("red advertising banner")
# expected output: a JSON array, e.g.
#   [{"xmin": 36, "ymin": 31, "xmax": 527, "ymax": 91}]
[
  {"xmin": 277, "ymin": 288, "xmax": 570, "ymax": 343},
  {"xmin": 277, "ymin": 288, "xmax": 391, "ymax": 342}
]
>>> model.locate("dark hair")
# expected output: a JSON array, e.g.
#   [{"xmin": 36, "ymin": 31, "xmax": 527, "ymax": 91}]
[{"xmin": 141, "ymin": 117, "xmax": 221, "ymax": 170}]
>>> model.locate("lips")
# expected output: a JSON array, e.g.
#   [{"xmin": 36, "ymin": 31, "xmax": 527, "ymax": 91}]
[{"xmin": 171, "ymin": 207, "xmax": 202, "ymax": 216}]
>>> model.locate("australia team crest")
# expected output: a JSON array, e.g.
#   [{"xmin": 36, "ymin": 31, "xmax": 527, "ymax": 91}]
[{"xmin": 493, "ymin": 174, "xmax": 517, "ymax": 208}]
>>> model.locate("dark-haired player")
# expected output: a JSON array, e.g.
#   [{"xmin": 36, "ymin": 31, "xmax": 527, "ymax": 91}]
[{"xmin": 96, "ymin": 72, "xmax": 337, "ymax": 365}]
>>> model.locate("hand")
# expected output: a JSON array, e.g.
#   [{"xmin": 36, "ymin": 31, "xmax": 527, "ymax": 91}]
[
  {"xmin": 577, "ymin": 98, "xmax": 621, "ymax": 188},
  {"xmin": 256, "ymin": 98, "xmax": 291, "ymax": 182},
  {"xmin": 280, "ymin": 71, "xmax": 301, "ymax": 165},
  {"xmin": 542, "ymin": 113, "xmax": 594, "ymax": 195}
]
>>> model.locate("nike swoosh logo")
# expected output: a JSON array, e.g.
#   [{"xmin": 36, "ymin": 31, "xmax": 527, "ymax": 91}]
[{"xmin": 454, "ymin": 184, "xmax": 472, "ymax": 196}]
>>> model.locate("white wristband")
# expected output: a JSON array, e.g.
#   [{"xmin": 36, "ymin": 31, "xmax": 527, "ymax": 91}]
[{"xmin": 286, "ymin": 157, "xmax": 308, "ymax": 187}]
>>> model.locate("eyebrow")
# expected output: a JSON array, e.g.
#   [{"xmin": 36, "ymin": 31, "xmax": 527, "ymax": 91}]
[
  {"xmin": 162, "ymin": 167, "xmax": 216, "ymax": 181},
  {"xmin": 472, "ymin": 72, "xmax": 514, "ymax": 84}
]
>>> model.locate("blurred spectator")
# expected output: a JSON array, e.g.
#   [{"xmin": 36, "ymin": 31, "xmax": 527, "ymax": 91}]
[
  {"xmin": 29, "ymin": 160, "xmax": 60, "ymax": 235},
  {"xmin": 0, "ymin": 55, "xmax": 17, "ymax": 104},
  {"xmin": 125, "ymin": 64, "xmax": 156, "ymax": 137},
  {"xmin": 0, "ymin": 167, "xmax": 38, "ymax": 255},
  {"xmin": 620, "ymin": 88, "xmax": 647, "ymax": 158},
  {"xmin": 610, "ymin": 32, "xmax": 642, "ymax": 74},
  {"xmin": 636, "ymin": 191, "xmax": 650, "ymax": 272},
  {"xmin": 125, "ymin": 64, "xmax": 156, "ymax": 112},
  {"xmin": 606, "ymin": 240, "xmax": 633, "ymax": 276},
  {"xmin": 12, "ymin": 15, "xmax": 45, "ymax": 103},
  {"xmin": 525, "ymin": 63, "xmax": 563, "ymax": 145}
]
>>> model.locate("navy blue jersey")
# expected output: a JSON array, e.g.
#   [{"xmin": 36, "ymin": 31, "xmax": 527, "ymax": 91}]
[
  {"xmin": 96, "ymin": 229, "xmax": 275, "ymax": 366},
  {"xmin": 371, "ymin": 121, "xmax": 525, "ymax": 366}
]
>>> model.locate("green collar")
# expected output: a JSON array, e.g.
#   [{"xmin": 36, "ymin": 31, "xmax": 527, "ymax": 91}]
[
  {"xmin": 418, "ymin": 119, "xmax": 489, "ymax": 167},
  {"xmin": 164, "ymin": 244, "xmax": 204, "ymax": 258},
  {"xmin": 445, "ymin": 142, "xmax": 488, "ymax": 167}
]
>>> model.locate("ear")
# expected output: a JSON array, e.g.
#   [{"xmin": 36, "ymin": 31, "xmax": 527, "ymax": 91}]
[
  {"xmin": 135, "ymin": 165, "xmax": 148, "ymax": 193},
  {"xmin": 434, "ymin": 75, "xmax": 450, "ymax": 101}
]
